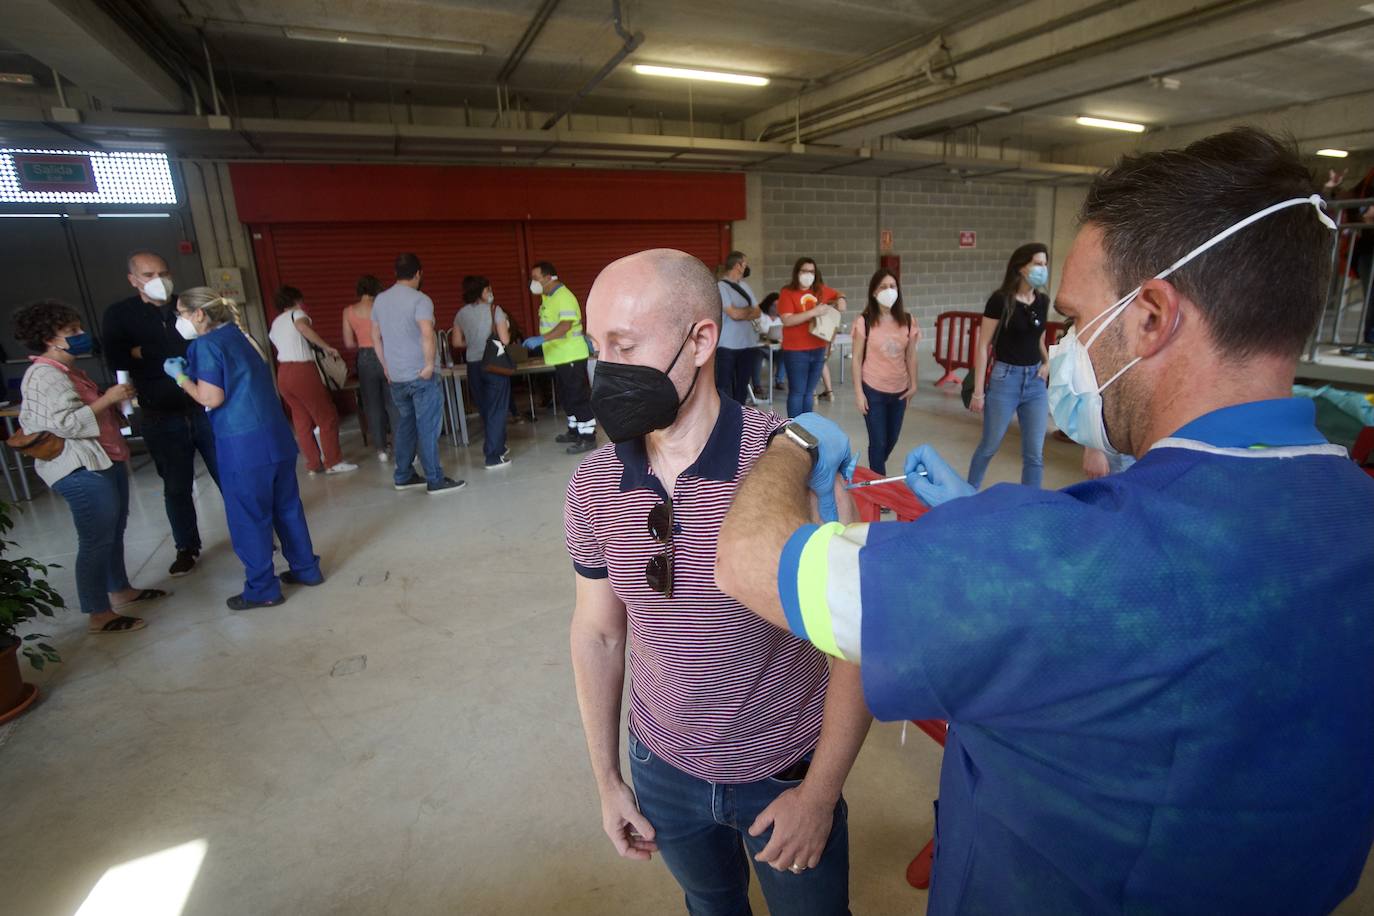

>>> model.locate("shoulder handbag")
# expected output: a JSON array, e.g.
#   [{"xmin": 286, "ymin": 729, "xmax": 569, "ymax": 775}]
[
  {"xmin": 6, "ymin": 429, "xmax": 64, "ymax": 461},
  {"xmin": 961, "ymin": 293, "xmax": 1013, "ymax": 409},
  {"xmin": 480, "ymin": 304, "xmax": 517, "ymax": 377},
  {"xmin": 312, "ymin": 345, "xmax": 349, "ymax": 391}
]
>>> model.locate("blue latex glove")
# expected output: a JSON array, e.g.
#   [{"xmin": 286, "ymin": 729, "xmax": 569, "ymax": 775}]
[
  {"xmin": 904, "ymin": 444, "xmax": 975, "ymax": 507},
  {"xmin": 522, "ymin": 336, "xmax": 545, "ymax": 349},
  {"xmin": 163, "ymin": 357, "xmax": 189, "ymax": 381},
  {"xmin": 792, "ymin": 412, "xmax": 857, "ymax": 523}
]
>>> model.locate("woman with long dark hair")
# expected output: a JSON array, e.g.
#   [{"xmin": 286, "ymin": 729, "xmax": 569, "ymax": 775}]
[
  {"xmin": 967, "ymin": 243, "xmax": 1051, "ymax": 488},
  {"xmin": 852, "ymin": 268, "xmax": 921, "ymax": 474},
  {"xmin": 775, "ymin": 257, "xmax": 846, "ymax": 417}
]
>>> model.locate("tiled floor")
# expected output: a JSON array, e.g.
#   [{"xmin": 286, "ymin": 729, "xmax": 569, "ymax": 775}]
[{"xmin": 0, "ymin": 371, "xmax": 1369, "ymax": 915}]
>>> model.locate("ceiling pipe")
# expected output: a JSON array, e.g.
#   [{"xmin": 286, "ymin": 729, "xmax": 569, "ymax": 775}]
[
  {"xmin": 497, "ymin": 0, "xmax": 562, "ymax": 85},
  {"xmin": 541, "ymin": 0, "xmax": 643, "ymax": 131},
  {"xmin": 200, "ymin": 32, "xmax": 222, "ymax": 116}
]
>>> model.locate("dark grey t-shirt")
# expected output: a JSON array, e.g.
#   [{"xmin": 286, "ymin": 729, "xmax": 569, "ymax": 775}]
[{"xmin": 454, "ymin": 302, "xmax": 509, "ymax": 363}]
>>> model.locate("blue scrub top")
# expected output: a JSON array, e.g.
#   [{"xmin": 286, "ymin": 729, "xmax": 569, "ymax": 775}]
[
  {"xmin": 779, "ymin": 398, "xmax": 1374, "ymax": 915},
  {"xmin": 187, "ymin": 324, "xmax": 297, "ymax": 471}
]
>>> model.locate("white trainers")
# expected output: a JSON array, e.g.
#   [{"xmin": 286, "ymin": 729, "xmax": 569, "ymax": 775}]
[
  {"xmin": 326, "ymin": 462, "xmax": 359, "ymax": 474},
  {"xmin": 377, "ymin": 451, "xmax": 389, "ymax": 463}
]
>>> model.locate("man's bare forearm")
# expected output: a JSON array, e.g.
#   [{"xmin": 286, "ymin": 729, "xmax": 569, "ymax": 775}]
[
  {"xmin": 800, "ymin": 660, "xmax": 872, "ymax": 804},
  {"xmin": 571, "ymin": 627, "xmax": 629, "ymax": 793},
  {"xmin": 717, "ymin": 440, "xmax": 814, "ymax": 629}
]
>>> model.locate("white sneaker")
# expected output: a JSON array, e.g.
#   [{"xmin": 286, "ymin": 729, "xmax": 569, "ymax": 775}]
[
  {"xmin": 377, "ymin": 451, "xmax": 389, "ymax": 463},
  {"xmin": 326, "ymin": 462, "xmax": 359, "ymax": 474}
]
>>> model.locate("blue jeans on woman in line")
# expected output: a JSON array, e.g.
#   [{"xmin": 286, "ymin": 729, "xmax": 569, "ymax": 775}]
[
  {"xmin": 627, "ymin": 730, "xmax": 851, "ymax": 916},
  {"xmin": 466, "ymin": 363, "xmax": 511, "ymax": 465},
  {"xmin": 782, "ymin": 348, "xmax": 828, "ymax": 418},
  {"xmin": 50, "ymin": 462, "xmax": 131, "ymax": 615},
  {"xmin": 967, "ymin": 360, "xmax": 1048, "ymax": 489},
  {"xmin": 861, "ymin": 384, "xmax": 907, "ymax": 475}
]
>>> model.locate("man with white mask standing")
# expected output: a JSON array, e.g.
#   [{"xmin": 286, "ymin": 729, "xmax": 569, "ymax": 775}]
[
  {"xmin": 717, "ymin": 128, "xmax": 1374, "ymax": 915},
  {"xmin": 104, "ymin": 250, "xmax": 220, "ymax": 577}
]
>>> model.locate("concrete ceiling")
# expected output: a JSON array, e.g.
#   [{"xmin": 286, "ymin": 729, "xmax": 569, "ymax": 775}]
[{"xmin": 0, "ymin": 0, "xmax": 1372, "ymax": 174}]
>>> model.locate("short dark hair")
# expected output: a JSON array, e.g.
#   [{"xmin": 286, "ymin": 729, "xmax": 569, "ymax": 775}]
[
  {"xmin": 356, "ymin": 275, "xmax": 383, "ymax": 298},
  {"xmin": 1081, "ymin": 127, "xmax": 1331, "ymax": 359},
  {"xmin": 14, "ymin": 300, "xmax": 82, "ymax": 353},
  {"xmin": 724, "ymin": 250, "xmax": 747, "ymax": 271},
  {"xmin": 395, "ymin": 253, "xmax": 422, "ymax": 280},
  {"xmin": 533, "ymin": 260, "xmax": 557, "ymax": 278},
  {"xmin": 274, "ymin": 285, "xmax": 304, "ymax": 312},
  {"xmin": 998, "ymin": 243, "xmax": 1048, "ymax": 301},
  {"xmin": 462, "ymin": 275, "xmax": 491, "ymax": 305},
  {"xmin": 787, "ymin": 257, "xmax": 822, "ymax": 291}
]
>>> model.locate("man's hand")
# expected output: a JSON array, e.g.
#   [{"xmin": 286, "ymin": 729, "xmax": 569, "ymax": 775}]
[
  {"xmin": 791, "ymin": 413, "xmax": 857, "ymax": 523},
  {"xmin": 1083, "ymin": 448, "xmax": 1110, "ymax": 480},
  {"xmin": 600, "ymin": 780, "xmax": 658, "ymax": 861},
  {"xmin": 749, "ymin": 784, "xmax": 835, "ymax": 872},
  {"xmin": 523, "ymin": 335, "xmax": 545, "ymax": 349},
  {"xmin": 905, "ymin": 444, "xmax": 975, "ymax": 507},
  {"xmin": 418, "ymin": 363, "xmax": 434, "ymax": 380},
  {"xmin": 131, "ymin": 346, "xmax": 143, "ymax": 360}
]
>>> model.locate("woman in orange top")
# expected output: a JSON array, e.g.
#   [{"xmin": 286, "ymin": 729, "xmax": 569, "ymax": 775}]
[
  {"xmin": 341, "ymin": 275, "xmax": 396, "ymax": 462},
  {"xmin": 776, "ymin": 257, "xmax": 846, "ymax": 417}
]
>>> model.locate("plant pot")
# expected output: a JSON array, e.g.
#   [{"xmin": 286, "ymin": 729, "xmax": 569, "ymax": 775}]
[{"xmin": 0, "ymin": 639, "xmax": 39, "ymax": 724}]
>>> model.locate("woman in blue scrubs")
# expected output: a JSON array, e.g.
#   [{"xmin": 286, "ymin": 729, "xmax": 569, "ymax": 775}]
[{"xmin": 162, "ymin": 287, "xmax": 323, "ymax": 609}]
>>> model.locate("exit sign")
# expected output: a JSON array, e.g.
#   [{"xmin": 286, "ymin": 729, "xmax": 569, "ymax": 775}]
[
  {"xmin": 12, "ymin": 153, "xmax": 97, "ymax": 193},
  {"xmin": 958, "ymin": 230, "xmax": 977, "ymax": 249}
]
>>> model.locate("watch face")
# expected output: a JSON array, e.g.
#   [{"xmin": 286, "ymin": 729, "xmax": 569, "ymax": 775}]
[{"xmin": 786, "ymin": 423, "xmax": 820, "ymax": 451}]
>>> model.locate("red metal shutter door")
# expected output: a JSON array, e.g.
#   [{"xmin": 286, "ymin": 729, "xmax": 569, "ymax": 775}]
[
  {"xmin": 524, "ymin": 221, "xmax": 726, "ymax": 313},
  {"xmin": 262, "ymin": 221, "xmax": 526, "ymax": 351}
]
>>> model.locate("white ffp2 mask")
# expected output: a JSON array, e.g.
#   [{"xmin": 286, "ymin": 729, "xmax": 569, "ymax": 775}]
[
  {"xmin": 143, "ymin": 276, "xmax": 173, "ymax": 302},
  {"xmin": 875, "ymin": 288, "xmax": 899, "ymax": 309}
]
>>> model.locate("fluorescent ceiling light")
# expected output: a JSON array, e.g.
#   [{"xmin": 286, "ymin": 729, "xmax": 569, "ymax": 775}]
[
  {"xmin": 632, "ymin": 64, "xmax": 769, "ymax": 87},
  {"xmin": 1316, "ymin": 148, "xmax": 1349, "ymax": 158},
  {"xmin": 96, "ymin": 212, "xmax": 171, "ymax": 217},
  {"xmin": 0, "ymin": 73, "xmax": 36, "ymax": 86},
  {"xmin": 1076, "ymin": 116, "xmax": 1146, "ymax": 133},
  {"xmin": 282, "ymin": 27, "xmax": 484, "ymax": 56}
]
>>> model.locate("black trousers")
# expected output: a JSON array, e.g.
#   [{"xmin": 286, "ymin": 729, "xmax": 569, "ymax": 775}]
[{"xmin": 553, "ymin": 360, "xmax": 594, "ymax": 424}]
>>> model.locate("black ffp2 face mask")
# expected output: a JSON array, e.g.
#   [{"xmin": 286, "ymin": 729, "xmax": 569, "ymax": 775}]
[{"xmin": 590, "ymin": 329, "xmax": 701, "ymax": 443}]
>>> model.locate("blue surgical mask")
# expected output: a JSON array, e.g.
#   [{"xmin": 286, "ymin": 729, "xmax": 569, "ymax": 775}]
[
  {"xmin": 1027, "ymin": 265, "xmax": 1049, "ymax": 288},
  {"xmin": 61, "ymin": 331, "xmax": 94, "ymax": 356},
  {"xmin": 1047, "ymin": 194, "xmax": 1336, "ymax": 456}
]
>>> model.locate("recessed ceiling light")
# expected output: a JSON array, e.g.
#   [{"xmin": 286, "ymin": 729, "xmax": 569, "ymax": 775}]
[
  {"xmin": 282, "ymin": 27, "xmax": 483, "ymax": 56},
  {"xmin": 632, "ymin": 64, "xmax": 769, "ymax": 87},
  {"xmin": 1076, "ymin": 116, "xmax": 1146, "ymax": 133},
  {"xmin": 1316, "ymin": 148, "xmax": 1349, "ymax": 158}
]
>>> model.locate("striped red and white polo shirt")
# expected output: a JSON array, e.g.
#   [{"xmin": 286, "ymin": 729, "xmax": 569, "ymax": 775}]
[{"xmin": 565, "ymin": 398, "xmax": 829, "ymax": 783}]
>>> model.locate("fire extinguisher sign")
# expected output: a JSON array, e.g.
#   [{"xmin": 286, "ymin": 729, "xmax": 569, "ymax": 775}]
[{"xmin": 958, "ymin": 230, "xmax": 977, "ymax": 249}]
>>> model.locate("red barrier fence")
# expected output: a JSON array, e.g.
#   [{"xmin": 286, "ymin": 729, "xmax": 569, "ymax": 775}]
[{"xmin": 933, "ymin": 311, "xmax": 1069, "ymax": 389}]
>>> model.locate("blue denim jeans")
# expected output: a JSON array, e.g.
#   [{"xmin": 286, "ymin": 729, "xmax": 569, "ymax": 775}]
[
  {"xmin": 861, "ymin": 384, "xmax": 907, "ymax": 475},
  {"xmin": 783, "ymin": 348, "xmax": 828, "ymax": 418},
  {"xmin": 628, "ymin": 730, "xmax": 851, "ymax": 916},
  {"xmin": 141, "ymin": 407, "xmax": 220, "ymax": 552},
  {"xmin": 51, "ymin": 462, "xmax": 131, "ymax": 614},
  {"xmin": 967, "ymin": 360, "xmax": 1048, "ymax": 489},
  {"xmin": 389, "ymin": 377, "xmax": 446, "ymax": 485},
  {"xmin": 466, "ymin": 363, "xmax": 511, "ymax": 465},
  {"xmin": 716, "ymin": 347, "xmax": 760, "ymax": 405}
]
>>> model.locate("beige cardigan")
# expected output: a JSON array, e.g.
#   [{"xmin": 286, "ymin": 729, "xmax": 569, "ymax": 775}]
[{"xmin": 18, "ymin": 362, "xmax": 114, "ymax": 487}]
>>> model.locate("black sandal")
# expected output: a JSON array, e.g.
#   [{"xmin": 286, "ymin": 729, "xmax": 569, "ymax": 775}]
[
  {"xmin": 90, "ymin": 615, "xmax": 146, "ymax": 634},
  {"xmin": 112, "ymin": 588, "xmax": 169, "ymax": 610}
]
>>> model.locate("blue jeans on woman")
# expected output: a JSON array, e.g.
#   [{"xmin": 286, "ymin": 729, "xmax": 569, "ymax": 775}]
[
  {"xmin": 628, "ymin": 730, "xmax": 850, "ymax": 916},
  {"xmin": 51, "ymin": 462, "xmax": 131, "ymax": 615},
  {"xmin": 862, "ymin": 384, "xmax": 907, "ymax": 475},
  {"xmin": 967, "ymin": 360, "xmax": 1048, "ymax": 489},
  {"xmin": 782, "ymin": 348, "xmax": 828, "ymax": 418},
  {"xmin": 466, "ymin": 363, "xmax": 511, "ymax": 465}
]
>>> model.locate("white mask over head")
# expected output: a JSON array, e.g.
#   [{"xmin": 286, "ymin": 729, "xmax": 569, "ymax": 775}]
[
  {"xmin": 143, "ymin": 275, "xmax": 173, "ymax": 302},
  {"xmin": 1047, "ymin": 195, "xmax": 1337, "ymax": 457}
]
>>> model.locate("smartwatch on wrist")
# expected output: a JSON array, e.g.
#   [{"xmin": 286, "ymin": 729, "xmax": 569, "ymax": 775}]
[{"xmin": 769, "ymin": 422, "xmax": 820, "ymax": 467}]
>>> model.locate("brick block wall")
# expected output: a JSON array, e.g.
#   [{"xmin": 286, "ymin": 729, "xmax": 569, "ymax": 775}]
[{"xmin": 759, "ymin": 174, "xmax": 1039, "ymax": 332}]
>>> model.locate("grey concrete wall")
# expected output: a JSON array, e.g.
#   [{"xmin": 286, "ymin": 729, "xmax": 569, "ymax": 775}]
[{"xmin": 757, "ymin": 174, "xmax": 1040, "ymax": 333}]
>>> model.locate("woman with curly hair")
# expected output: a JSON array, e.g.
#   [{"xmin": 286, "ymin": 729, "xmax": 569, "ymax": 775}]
[
  {"xmin": 163, "ymin": 287, "xmax": 323, "ymax": 610},
  {"xmin": 15, "ymin": 300, "xmax": 167, "ymax": 633}
]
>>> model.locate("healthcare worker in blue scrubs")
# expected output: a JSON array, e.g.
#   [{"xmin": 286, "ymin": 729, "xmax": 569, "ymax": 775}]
[
  {"xmin": 163, "ymin": 287, "xmax": 323, "ymax": 610},
  {"xmin": 717, "ymin": 128, "xmax": 1374, "ymax": 916}
]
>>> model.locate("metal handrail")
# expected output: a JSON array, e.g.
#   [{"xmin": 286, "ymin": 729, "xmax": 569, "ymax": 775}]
[{"xmin": 1309, "ymin": 197, "xmax": 1374, "ymax": 359}]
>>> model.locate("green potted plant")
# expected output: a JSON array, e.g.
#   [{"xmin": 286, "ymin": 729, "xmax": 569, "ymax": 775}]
[{"xmin": 0, "ymin": 499, "xmax": 63, "ymax": 723}]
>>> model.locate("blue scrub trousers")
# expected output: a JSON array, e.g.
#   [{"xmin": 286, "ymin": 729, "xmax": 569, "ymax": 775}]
[{"xmin": 221, "ymin": 458, "xmax": 321, "ymax": 603}]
